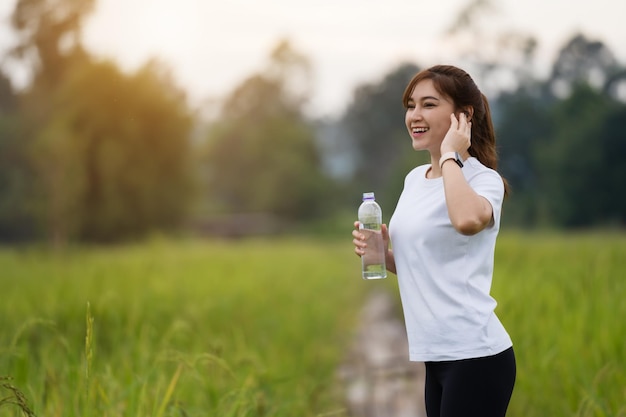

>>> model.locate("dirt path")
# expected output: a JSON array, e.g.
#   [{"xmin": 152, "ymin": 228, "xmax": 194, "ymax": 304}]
[{"xmin": 339, "ymin": 290, "xmax": 427, "ymax": 417}]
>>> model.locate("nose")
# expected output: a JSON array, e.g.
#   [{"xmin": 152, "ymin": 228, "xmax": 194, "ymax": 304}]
[{"xmin": 407, "ymin": 107, "xmax": 422, "ymax": 121}]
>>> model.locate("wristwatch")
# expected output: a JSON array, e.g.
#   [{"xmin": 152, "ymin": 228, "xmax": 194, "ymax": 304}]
[{"xmin": 439, "ymin": 152, "xmax": 464, "ymax": 169}]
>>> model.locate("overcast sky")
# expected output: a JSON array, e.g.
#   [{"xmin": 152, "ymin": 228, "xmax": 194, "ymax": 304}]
[{"xmin": 1, "ymin": 0, "xmax": 625, "ymax": 117}]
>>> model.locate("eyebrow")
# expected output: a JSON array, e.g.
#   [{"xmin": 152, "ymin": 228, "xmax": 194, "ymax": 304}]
[{"xmin": 407, "ymin": 95, "xmax": 440, "ymax": 103}]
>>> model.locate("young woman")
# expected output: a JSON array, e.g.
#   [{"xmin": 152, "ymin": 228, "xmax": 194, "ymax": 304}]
[{"xmin": 352, "ymin": 65, "xmax": 515, "ymax": 417}]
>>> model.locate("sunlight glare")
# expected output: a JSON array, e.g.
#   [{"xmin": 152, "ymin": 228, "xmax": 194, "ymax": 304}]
[{"xmin": 127, "ymin": 0, "xmax": 202, "ymax": 61}]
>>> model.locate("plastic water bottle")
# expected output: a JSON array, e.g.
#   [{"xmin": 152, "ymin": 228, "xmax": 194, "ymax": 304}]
[{"xmin": 358, "ymin": 192, "xmax": 387, "ymax": 280}]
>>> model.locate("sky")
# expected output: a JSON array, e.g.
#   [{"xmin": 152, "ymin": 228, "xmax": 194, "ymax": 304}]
[{"xmin": 1, "ymin": 0, "xmax": 625, "ymax": 118}]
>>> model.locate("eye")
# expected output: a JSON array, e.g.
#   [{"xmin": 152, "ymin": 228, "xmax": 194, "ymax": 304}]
[
  {"xmin": 406, "ymin": 102, "xmax": 415, "ymax": 110},
  {"xmin": 424, "ymin": 102, "xmax": 436, "ymax": 108}
]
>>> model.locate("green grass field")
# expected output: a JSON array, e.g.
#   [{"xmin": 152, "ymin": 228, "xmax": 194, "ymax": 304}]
[{"xmin": 0, "ymin": 232, "xmax": 624, "ymax": 417}]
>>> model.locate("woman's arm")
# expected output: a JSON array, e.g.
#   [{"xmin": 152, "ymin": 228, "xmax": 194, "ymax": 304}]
[
  {"xmin": 439, "ymin": 113, "xmax": 493, "ymax": 235},
  {"xmin": 441, "ymin": 162, "xmax": 494, "ymax": 235}
]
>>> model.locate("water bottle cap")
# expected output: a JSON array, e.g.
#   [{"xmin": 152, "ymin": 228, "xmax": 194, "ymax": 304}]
[{"xmin": 362, "ymin": 192, "xmax": 375, "ymax": 201}]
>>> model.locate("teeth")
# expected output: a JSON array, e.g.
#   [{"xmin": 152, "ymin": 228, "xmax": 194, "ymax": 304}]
[{"xmin": 413, "ymin": 128, "xmax": 428, "ymax": 133}]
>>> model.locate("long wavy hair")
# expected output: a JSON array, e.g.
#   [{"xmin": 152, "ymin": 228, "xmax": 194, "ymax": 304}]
[{"xmin": 402, "ymin": 65, "xmax": 509, "ymax": 196}]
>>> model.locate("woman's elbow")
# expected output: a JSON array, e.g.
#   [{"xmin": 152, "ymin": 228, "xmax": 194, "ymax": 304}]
[{"xmin": 452, "ymin": 215, "xmax": 490, "ymax": 236}]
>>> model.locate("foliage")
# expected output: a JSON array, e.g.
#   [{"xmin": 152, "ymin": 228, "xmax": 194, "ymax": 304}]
[
  {"xmin": 18, "ymin": 59, "xmax": 194, "ymax": 243},
  {"xmin": 0, "ymin": 377, "xmax": 36, "ymax": 416},
  {"xmin": 548, "ymin": 33, "xmax": 622, "ymax": 98},
  {"xmin": 0, "ymin": 237, "xmax": 366, "ymax": 416},
  {"xmin": 0, "ymin": 233, "xmax": 624, "ymax": 417},
  {"xmin": 495, "ymin": 89, "xmax": 555, "ymax": 225},
  {"xmin": 443, "ymin": 0, "xmax": 539, "ymax": 94},
  {"xmin": 203, "ymin": 41, "xmax": 334, "ymax": 221},
  {"xmin": 339, "ymin": 32, "xmax": 626, "ymax": 229},
  {"xmin": 2, "ymin": 0, "xmax": 194, "ymax": 243},
  {"xmin": 0, "ymin": 72, "xmax": 40, "ymax": 241},
  {"xmin": 339, "ymin": 26, "xmax": 626, "ymax": 228},
  {"xmin": 496, "ymin": 33, "xmax": 626, "ymax": 228},
  {"xmin": 2, "ymin": 0, "xmax": 626, "ymax": 238},
  {"xmin": 10, "ymin": 0, "xmax": 96, "ymax": 87},
  {"xmin": 339, "ymin": 62, "xmax": 421, "ymax": 208},
  {"xmin": 537, "ymin": 84, "xmax": 626, "ymax": 227},
  {"xmin": 493, "ymin": 232, "xmax": 626, "ymax": 417}
]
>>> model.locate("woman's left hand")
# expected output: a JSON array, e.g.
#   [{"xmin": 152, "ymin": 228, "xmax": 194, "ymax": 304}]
[{"xmin": 440, "ymin": 112, "xmax": 471, "ymax": 155}]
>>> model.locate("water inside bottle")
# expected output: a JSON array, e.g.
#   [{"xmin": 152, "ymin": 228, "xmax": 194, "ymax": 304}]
[{"xmin": 361, "ymin": 228, "xmax": 387, "ymax": 279}]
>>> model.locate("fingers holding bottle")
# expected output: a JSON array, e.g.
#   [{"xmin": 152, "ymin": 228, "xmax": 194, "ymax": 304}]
[
  {"xmin": 354, "ymin": 221, "xmax": 391, "ymax": 257},
  {"xmin": 352, "ymin": 220, "xmax": 366, "ymax": 257}
]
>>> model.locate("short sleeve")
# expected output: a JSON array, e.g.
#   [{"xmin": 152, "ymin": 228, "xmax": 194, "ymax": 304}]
[{"xmin": 467, "ymin": 168, "xmax": 505, "ymax": 228}]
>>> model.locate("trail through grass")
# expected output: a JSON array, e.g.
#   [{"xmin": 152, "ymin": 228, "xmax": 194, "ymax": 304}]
[{"xmin": 0, "ymin": 232, "xmax": 624, "ymax": 416}]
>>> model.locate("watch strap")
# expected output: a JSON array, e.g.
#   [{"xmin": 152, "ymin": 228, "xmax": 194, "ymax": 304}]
[{"xmin": 439, "ymin": 152, "xmax": 464, "ymax": 169}]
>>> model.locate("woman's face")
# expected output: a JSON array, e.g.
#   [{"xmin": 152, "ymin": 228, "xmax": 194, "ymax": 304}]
[{"xmin": 405, "ymin": 79, "xmax": 456, "ymax": 155}]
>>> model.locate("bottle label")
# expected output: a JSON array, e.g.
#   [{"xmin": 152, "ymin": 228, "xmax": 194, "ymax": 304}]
[{"xmin": 359, "ymin": 222, "xmax": 381, "ymax": 231}]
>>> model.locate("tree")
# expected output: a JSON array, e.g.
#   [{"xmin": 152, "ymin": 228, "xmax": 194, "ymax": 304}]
[
  {"xmin": 6, "ymin": 0, "xmax": 93, "ymax": 243},
  {"xmin": 537, "ymin": 84, "xmax": 625, "ymax": 227},
  {"xmin": 10, "ymin": 0, "xmax": 95, "ymax": 87},
  {"xmin": 29, "ymin": 59, "xmax": 194, "ymax": 242},
  {"xmin": 548, "ymin": 33, "xmax": 621, "ymax": 98},
  {"xmin": 0, "ymin": 71, "xmax": 39, "ymax": 241},
  {"xmin": 443, "ymin": 0, "xmax": 538, "ymax": 95},
  {"xmin": 495, "ymin": 90, "xmax": 554, "ymax": 225},
  {"xmin": 598, "ymin": 106, "xmax": 626, "ymax": 225},
  {"xmin": 6, "ymin": 0, "xmax": 193, "ymax": 243},
  {"xmin": 203, "ymin": 40, "xmax": 332, "ymax": 222},
  {"xmin": 340, "ymin": 62, "xmax": 422, "ymax": 209},
  {"xmin": 491, "ymin": 33, "xmax": 626, "ymax": 228}
]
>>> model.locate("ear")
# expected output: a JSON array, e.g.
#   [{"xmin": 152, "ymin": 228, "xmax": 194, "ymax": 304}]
[{"xmin": 462, "ymin": 106, "xmax": 474, "ymax": 122}]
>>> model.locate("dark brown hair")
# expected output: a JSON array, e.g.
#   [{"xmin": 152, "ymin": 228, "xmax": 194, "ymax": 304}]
[{"xmin": 402, "ymin": 65, "xmax": 509, "ymax": 196}]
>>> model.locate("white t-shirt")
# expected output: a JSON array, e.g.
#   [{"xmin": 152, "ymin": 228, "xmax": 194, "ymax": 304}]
[{"xmin": 389, "ymin": 157, "xmax": 512, "ymax": 362}]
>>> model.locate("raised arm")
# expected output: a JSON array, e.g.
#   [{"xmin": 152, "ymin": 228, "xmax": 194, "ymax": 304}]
[{"xmin": 439, "ymin": 113, "xmax": 493, "ymax": 235}]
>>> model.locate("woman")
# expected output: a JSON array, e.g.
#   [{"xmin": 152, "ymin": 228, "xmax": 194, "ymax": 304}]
[{"xmin": 352, "ymin": 65, "xmax": 515, "ymax": 417}]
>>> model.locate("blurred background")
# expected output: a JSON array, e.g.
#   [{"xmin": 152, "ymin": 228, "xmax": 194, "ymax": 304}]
[
  {"xmin": 1, "ymin": 3, "xmax": 625, "ymax": 416},
  {"xmin": 1, "ymin": 0, "xmax": 625, "ymax": 245}
]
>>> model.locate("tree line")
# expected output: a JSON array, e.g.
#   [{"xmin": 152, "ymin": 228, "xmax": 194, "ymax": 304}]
[
  {"xmin": 1, "ymin": 0, "xmax": 625, "ymax": 244},
  {"xmin": 340, "ymin": 33, "xmax": 626, "ymax": 229}
]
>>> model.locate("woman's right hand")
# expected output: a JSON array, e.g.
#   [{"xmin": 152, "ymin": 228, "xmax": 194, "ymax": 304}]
[
  {"xmin": 352, "ymin": 221, "xmax": 395, "ymax": 274},
  {"xmin": 352, "ymin": 221, "xmax": 366, "ymax": 257},
  {"xmin": 352, "ymin": 221, "xmax": 390, "ymax": 255}
]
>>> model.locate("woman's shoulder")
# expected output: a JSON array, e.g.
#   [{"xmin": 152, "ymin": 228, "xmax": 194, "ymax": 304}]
[
  {"xmin": 464, "ymin": 157, "xmax": 504, "ymax": 195},
  {"xmin": 404, "ymin": 164, "xmax": 430, "ymax": 183},
  {"xmin": 406, "ymin": 164, "xmax": 430, "ymax": 177},
  {"xmin": 464, "ymin": 157, "xmax": 501, "ymax": 178}
]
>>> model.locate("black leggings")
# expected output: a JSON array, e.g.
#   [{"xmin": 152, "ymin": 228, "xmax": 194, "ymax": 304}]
[{"xmin": 424, "ymin": 347, "xmax": 516, "ymax": 417}]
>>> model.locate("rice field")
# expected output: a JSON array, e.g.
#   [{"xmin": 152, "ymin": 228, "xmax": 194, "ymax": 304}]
[{"xmin": 0, "ymin": 232, "xmax": 624, "ymax": 416}]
